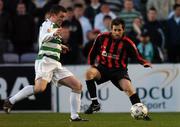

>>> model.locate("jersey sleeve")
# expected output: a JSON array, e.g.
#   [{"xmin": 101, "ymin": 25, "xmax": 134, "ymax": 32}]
[
  {"xmin": 39, "ymin": 22, "xmax": 57, "ymax": 43},
  {"xmin": 88, "ymin": 34, "xmax": 101, "ymax": 65},
  {"xmin": 125, "ymin": 37, "xmax": 149, "ymax": 65}
]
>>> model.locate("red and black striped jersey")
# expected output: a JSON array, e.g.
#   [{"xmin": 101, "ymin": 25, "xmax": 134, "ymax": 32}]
[{"xmin": 88, "ymin": 32, "xmax": 149, "ymax": 69}]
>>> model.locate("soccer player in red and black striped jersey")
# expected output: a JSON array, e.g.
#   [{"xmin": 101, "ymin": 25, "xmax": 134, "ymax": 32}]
[{"xmin": 84, "ymin": 18, "xmax": 152, "ymax": 120}]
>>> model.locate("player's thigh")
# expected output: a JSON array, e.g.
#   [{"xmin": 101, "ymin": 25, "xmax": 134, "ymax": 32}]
[
  {"xmin": 34, "ymin": 59, "xmax": 55, "ymax": 93},
  {"xmin": 34, "ymin": 78, "xmax": 48, "ymax": 93},
  {"xmin": 59, "ymin": 76, "xmax": 82, "ymax": 91},
  {"xmin": 86, "ymin": 67, "xmax": 101, "ymax": 80},
  {"xmin": 54, "ymin": 67, "xmax": 82, "ymax": 91}
]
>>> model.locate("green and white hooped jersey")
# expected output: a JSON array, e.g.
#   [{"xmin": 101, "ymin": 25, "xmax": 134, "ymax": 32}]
[{"xmin": 37, "ymin": 19, "xmax": 62, "ymax": 61}]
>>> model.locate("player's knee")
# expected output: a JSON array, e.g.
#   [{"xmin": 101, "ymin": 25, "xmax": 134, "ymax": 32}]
[
  {"xmin": 34, "ymin": 78, "xmax": 48, "ymax": 93},
  {"xmin": 77, "ymin": 83, "xmax": 82, "ymax": 91},
  {"xmin": 72, "ymin": 83, "xmax": 82, "ymax": 93},
  {"xmin": 34, "ymin": 85, "xmax": 46, "ymax": 93},
  {"xmin": 86, "ymin": 69, "xmax": 96, "ymax": 80}
]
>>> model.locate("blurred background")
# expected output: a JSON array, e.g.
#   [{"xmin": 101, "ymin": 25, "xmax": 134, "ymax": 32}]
[{"xmin": 0, "ymin": 0, "xmax": 180, "ymax": 64}]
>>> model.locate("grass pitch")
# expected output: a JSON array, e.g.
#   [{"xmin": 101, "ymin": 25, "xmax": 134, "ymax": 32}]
[{"xmin": 0, "ymin": 112, "xmax": 180, "ymax": 127}]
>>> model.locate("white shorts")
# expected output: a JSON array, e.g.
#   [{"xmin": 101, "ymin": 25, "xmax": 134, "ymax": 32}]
[{"xmin": 35, "ymin": 56, "xmax": 73, "ymax": 86}]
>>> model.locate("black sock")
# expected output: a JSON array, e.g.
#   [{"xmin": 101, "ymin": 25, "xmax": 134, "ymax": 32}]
[
  {"xmin": 86, "ymin": 79, "xmax": 99, "ymax": 105},
  {"xmin": 129, "ymin": 93, "xmax": 141, "ymax": 105}
]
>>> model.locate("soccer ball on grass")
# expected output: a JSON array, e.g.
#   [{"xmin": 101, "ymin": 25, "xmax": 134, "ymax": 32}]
[{"xmin": 130, "ymin": 103, "xmax": 148, "ymax": 120}]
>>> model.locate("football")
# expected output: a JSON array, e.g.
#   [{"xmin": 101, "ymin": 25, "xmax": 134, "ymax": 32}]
[{"xmin": 130, "ymin": 103, "xmax": 148, "ymax": 119}]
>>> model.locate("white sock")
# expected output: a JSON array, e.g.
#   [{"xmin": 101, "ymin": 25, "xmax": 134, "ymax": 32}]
[
  {"xmin": 9, "ymin": 85, "xmax": 34, "ymax": 104},
  {"xmin": 70, "ymin": 91, "xmax": 81, "ymax": 119}
]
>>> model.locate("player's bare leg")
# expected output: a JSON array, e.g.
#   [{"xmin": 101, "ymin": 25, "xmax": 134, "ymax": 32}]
[
  {"xmin": 84, "ymin": 67, "xmax": 101, "ymax": 114},
  {"xmin": 119, "ymin": 79, "xmax": 151, "ymax": 121},
  {"xmin": 58, "ymin": 76, "xmax": 88, "ymax": 122}
]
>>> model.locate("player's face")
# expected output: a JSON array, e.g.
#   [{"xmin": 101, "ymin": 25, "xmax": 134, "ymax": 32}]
[
  {"xmin": 0, "ymin": 0, "xmax": 4, "ymax": 11},
  {"xmin": 55, "ymin": 11, "xmax": 66, "ymax": 26},
  {"xmin": 111, "ymin": 25, "xmax": 124, "ymax": 39},
  {"xmin": 61, "ymin": 27, "xmax": 70, "ymax": 41},
  {"xmin": 175, "ymin": 7, "xmax": 180, "ymax": 17},
  {"xmin": 147, "ymin": 10, "xmax": 157, "ymax": 21}
]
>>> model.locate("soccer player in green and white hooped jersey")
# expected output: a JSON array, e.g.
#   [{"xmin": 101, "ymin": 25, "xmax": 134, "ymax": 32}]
[
  {"xmin": 37, "ymin": 19, "xmax": 63, "ymax": 61},
  {"xmin": 3, "ymin": 5, "xmax": 88, "ymax": 122}
]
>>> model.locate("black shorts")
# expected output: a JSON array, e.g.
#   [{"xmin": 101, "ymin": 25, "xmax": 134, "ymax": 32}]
[{"xmin": 95, "ymin": 64, "xmax": 131, "ymax": 91}]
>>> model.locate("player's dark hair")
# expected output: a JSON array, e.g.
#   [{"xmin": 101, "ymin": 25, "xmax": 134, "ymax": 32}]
[
  {"xmin": 173, "ymin": 4, "xmax": 180, "ymax": 10},
  {"xmin": 74, "ymin": 3, "xmax": 84, "ymax": 9},
  {"xmin": 111, "ymin": 17, "xmax": 125, "ymax": 29},
  {"xmin": 66, "ymin": 7, "xmax": 73, "ymax": 12},
  {"xmin": 49, "ymin": 5, "xmax": 67, "ymax": 15},
  {"xmin": 148, "ymin": 6, "xmax": 157, "ymax": 12},
  {"xmin": 124, "ymin": 0, "xmax": 133, "ymax": 2},
  {"xmin": 103, "ymin": 15, "xmax": 112, "ymax": 21}
]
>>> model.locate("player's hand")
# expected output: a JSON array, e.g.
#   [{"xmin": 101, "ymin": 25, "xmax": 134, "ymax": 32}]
[
  {"xmin": 53, "ymin": 28, "xmax": 63, "ymax": 37},
  {"xmin": 61, "ymin": 44, "xmax": 69, "ymax": 54},
  {"xmin": 143, "ymin": 62, "xmax": 152, "ymax": 68}
]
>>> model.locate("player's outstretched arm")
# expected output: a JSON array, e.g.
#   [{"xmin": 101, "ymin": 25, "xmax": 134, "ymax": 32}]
[
  {"xmin": 88, "ymin": 34, "xmax": 101, "ymax": 65},
  {"xmin": 125, "ymin": 37, "xmax": 152, "ymax": 68},
  {"xmin": 143, "ymin": 62, "xmax": 152, "ymax": 68}
]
